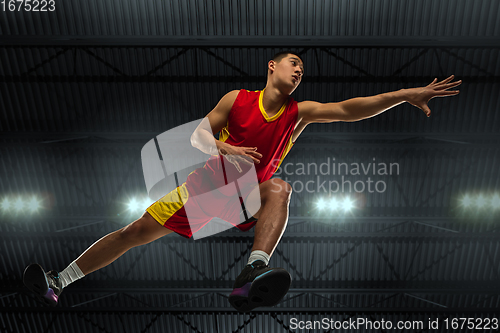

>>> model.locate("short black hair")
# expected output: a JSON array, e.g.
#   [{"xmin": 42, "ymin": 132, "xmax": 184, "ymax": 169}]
[{"xmin": 272, "ymin": 51, "xmax": 303, "ymax": 63}]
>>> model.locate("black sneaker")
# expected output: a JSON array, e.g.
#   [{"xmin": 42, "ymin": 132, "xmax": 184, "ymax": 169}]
[
  {"xmin": 23, "ymin": 263, "xmax": 63, "ymax": 306},
  {"xmin": 228, "ymin": 260, "xmax": 291, "ymax": 312}
]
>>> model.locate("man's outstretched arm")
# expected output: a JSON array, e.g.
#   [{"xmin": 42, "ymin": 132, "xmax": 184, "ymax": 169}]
[{"xmin": 298, "ymin": 75, "xmax": 461, "ymax": 123}]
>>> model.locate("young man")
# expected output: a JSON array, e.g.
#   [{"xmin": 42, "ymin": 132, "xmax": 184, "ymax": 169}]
[{"xmin": 23, "ymin": 51, "xmax": 461, "ymax": 312}]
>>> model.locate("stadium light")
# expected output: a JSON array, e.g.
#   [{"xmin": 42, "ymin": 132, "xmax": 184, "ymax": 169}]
[
  {"xmin": 329, "ymin": 197, "xmax": 339, "ymax": 211},
  {"xmin": 0, "ymin": 195, "xmax": 44, "ymax": 214},
  {"xmin": 127, "ymin": 198, "xmax": 139, "ymax": 212},
  {"xmin": 127, "ymin": 196, "xmax": 155, "ymax": 213},
  {"xmin": 28, "ymin": 197, "xmax": 40, "ymax": 212},
  {"xmin": 342, "ymin": 197, "xmax": 354, "ymax": 212},
  {"xmin": 14, "ymin": 198, "xmax": 24, "ymax": 211},
  {"xmin": 1, "ymin": 198, "xmax": 10, "ymax": 211},
  {"xmin": 461, "ymin": 195, "xmax": 473, "ymax": 207},
  {"xmin": 460, "ymin": 193, "xmax": 500, "ymax": 211},
  {"xmin": 317, "ymin": 198, "xmax": 326, "ymax": 210}
]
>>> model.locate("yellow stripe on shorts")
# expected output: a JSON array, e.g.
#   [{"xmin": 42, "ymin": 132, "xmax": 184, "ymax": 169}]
[{"xmin": 146, "ymin": 183, "xmax": 189, "ymax": 226}]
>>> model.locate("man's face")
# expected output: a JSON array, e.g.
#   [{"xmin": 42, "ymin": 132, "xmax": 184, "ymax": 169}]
[{"xmin": 271, "ymin": 54, "xmax": 304, "ymax": 92}]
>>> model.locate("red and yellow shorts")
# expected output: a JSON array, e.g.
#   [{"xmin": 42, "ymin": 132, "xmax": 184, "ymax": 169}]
[{"xmin": 146, "ymin": 180, "xmax": 258, "ymax": 239}]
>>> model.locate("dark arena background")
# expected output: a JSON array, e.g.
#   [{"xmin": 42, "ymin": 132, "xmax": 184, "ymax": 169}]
[{"xmin": 1, "ymin": 0, "xmax": 499, "ymax": 332}]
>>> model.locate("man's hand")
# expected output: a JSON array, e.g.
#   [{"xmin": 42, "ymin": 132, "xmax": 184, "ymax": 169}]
[
  {"xmin": 219, "ymin": 144, "xmax": 262, "ymax": 173},
  {"xmin": 405, "ymin": 75, "xmax": 461, "ymax": 117}
]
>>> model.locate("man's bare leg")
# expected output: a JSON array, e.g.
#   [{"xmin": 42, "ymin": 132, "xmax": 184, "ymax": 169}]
[
  {"xmin": 76, "ymin": 212, "xmax": 174, "ymax": 275},
  {"xmin": 23, "ymin": 212, "xmax": 173, "ymax": 306},
  {"xmin": 251, "ymin": 178, "xmax": 292, "ymax": 256},
  {"xmin": 229, "ymin": 178, "xmax": 292, "ymax": 312}
]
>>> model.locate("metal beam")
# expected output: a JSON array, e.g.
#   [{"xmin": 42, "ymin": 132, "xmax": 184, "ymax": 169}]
[
  {"xmin": 1, "ymin": 36, "xmax": 499, "ymax": 48},
  {"xmin": 1, "ymin": 75, "xmax": 499, "ymax": 84},
  {"xmin": 3, "ymin": 307, "xmax": 499, "ymax": 314}
]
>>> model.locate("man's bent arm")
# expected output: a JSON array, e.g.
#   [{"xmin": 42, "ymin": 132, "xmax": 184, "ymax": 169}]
[
  {"xmin": 190, "ymin": 90, "xmax": 263, "ymax": 168},
  {"xmin": 190, "ymin": 90, "xmax": 239, "ymax": 155}
]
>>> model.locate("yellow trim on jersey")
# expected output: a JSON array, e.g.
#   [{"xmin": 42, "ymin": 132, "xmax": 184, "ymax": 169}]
[
  {"xmin": 146, "ymin": 183, "xmax": 189, "ymax": 226},
  {"xmin": 273, "ymin": 137, "xmax": 294, "ymax": 172},
  {"xmin": 258, "ymin": 89, "xmax": 288, "ymax": 122},
  {"xmin": 219, "ymin": 121, "xmax": 230, "ymax": 143}
]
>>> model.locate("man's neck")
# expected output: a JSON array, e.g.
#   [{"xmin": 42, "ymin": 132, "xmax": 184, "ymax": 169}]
[{"xmin": 262, "ymin": 87, "xmax": 289, "ymax": 117}]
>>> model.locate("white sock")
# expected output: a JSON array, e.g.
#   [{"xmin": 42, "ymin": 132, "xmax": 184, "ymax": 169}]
[
  {"xmin": 247, "ymin": 250, "xmax": 270, "ymax": 266},
  {"xmin": 59, "ymin": 260, "xmax": 85, "ymax": 288}
]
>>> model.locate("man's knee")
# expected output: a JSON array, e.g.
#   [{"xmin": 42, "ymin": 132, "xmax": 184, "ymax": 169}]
[
  {"xmin": 262, "ymin": 178, "xmax": 292, "ymax": 203},
  {"xmin": 119, "ymin": 215, "xmax": 155, "ymax": 245}
]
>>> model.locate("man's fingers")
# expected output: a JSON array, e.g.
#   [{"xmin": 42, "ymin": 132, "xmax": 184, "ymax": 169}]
[
  {"xmin": 244, "ymin": 147, "xmax": 262, "ymax": 154},
  {"xmin": 442, "ymin": 75, "xmax": 462, "ymax": 86},
  {"xmin": 428, "ymin": 78, "xmax": 438, "ymax": 86},
  {"xmin": 435, "ymin": 90, "xmax": 460, "ymax": 96},
  {"xmin": 439, "ymin": 75, "xmax": 455, "ymax": 84},
  {"xmin": 432, "ymin": 75, "xmax": 454, "ymax": 86},
  {"xmin": 244, "ymin": 155, "xmax": 260, "ymax": 165},
  {"xmin": 247, "ymin": 156, "xmax": 260, "ymax": 164},
  {"xmin": 437, "ymin": 81, "xmax": 461, "ymax": 90},
  {"xmin": 422, "ymin": 105, "xmax": 431, "ymax": 117},
  {"xmin": 429, "ymin": 75, "xmax": 458, "ymax": 87},
  {"xmin": 243, "ymin": 147, "xmax": 262, "ymax": 160},
  {"xmin": 246, "ymin": 150, "xmax": 263, "ymax": 158}
]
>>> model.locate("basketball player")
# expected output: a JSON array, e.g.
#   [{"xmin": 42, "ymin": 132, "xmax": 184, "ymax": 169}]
[{"xmin": 23, "ymin": 51, "xmax": 461, "ymax": 312}]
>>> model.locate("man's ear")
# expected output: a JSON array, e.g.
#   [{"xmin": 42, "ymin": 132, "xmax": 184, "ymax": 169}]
[{"xmin": 268, "ymin": 60, "xmax": 276, "ymax": 73}]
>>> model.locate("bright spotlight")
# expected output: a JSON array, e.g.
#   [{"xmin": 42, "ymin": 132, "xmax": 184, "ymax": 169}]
[
  {"xmin": 491, "ymin": 194, "xmax": 500, "ymax": 209},
  {"xmin": 28, "ymin": 197, "xmax": 40, "ymax": 212},
  {"xmin": 329, "ymin": 197, "xmax": 339, "ymax": 210},
  {"xmin": 1, "ymin": 198, "xmax": 10, "ymax": 211},
  {"xmin": 342, "ymin": 197, "xmax": 354, "ymax": 212},
  {"xmin": 462, "ymin": 195, "xmax": 472, "ymax": 207},
  {"xmin": 476, "ymin": 195, "xmax": 487, "ymax": 208},
  {"xmin": 127, "ymin": 198, "xmax": 139, "ymax": 212},
  {"xmin": 317, "ymin": 198, "xmax": 326, "ymax": 210},
  {"xmin": 14, "ymin": 198, "xmax": 24, "ymax": 211}
]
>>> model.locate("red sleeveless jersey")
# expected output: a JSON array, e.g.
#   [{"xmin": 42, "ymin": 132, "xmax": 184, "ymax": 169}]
[
  {"xmin": 148, "ymin": 89, "xmax": 298, "ymax": 238},
  {"xmin": 220, "ymin": 89, "xmax": 298, "ymax": 182}
]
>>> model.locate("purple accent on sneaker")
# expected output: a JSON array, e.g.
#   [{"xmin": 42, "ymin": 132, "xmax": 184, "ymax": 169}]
[
  {"xmin": 229, "ymin": 282, "xmax": 251, "ymax": 297},
  {"xmin": 44, "ymin": 288, "xmax": 58, "ymax": 303}
]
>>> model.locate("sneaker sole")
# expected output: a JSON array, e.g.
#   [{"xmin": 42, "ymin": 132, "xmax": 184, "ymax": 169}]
[
  {"xmin": 23, "ymin": 264, "xmax": 58, "ymax": 307},
  {"xmin": 229, "ymin": 268, "xmax": 291, "ymax": 312}
]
